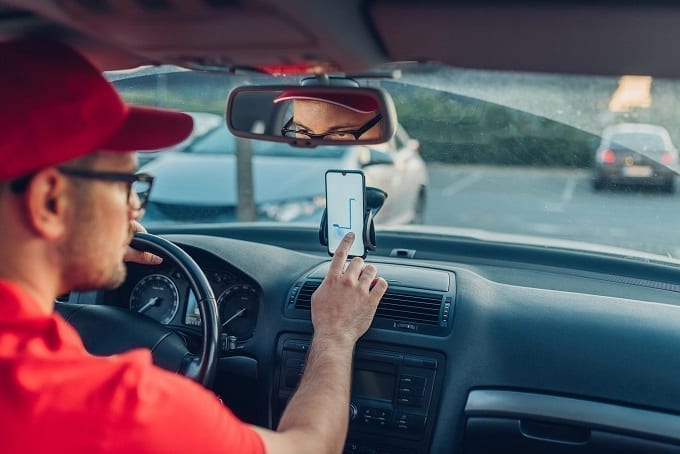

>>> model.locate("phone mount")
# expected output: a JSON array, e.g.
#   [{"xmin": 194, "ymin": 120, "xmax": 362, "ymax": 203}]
[{"xmin": 319, "ymin": 187, "xmax": 388, "ymax": 252}]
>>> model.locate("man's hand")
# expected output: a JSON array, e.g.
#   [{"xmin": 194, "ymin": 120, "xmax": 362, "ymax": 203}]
[
  {"xmin": 311, "ymin": 232, "xmax": 388, "ymax": 346},
  {"xmin": 123, "ymin": 221, "xmax": 163, "ymax": 265}
]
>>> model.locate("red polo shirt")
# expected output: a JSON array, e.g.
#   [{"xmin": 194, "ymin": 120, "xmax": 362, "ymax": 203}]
[{"xmin": 0, "ymin": 279, "xmax": 265, "ymax": 453}]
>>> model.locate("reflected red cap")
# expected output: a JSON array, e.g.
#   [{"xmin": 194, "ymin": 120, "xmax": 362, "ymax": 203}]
[
  {"xmin": 0, "ymin": 39, "xmax": 194, "ymax": 181},
  {"xmin": 274, "ymin": 90, "xmax": 379, "ymax": 114}
]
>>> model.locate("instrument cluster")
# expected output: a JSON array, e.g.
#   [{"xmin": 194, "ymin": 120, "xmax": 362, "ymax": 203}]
[{"xmin": 127, "ymin": 267, "xmax": 259, "ymax": 341}]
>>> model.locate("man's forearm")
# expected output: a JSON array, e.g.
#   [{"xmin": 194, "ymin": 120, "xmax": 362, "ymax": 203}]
[{"xmin": 277, "ymin": 335, "xmax": 354, "ymax": 453}]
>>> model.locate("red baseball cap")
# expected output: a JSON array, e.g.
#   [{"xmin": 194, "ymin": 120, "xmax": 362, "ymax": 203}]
[
  {"xmin": 273, "ymin": 90, "xmax": 379, "ymax": 114},
  {"xmin": 0, "ymin": 39, "xmax": 194, "ymax": 181}
]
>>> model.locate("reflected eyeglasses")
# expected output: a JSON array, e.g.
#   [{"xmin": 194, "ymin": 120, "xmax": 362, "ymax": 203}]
[{"xmin": 281, "ymin": 113, "xmax": 383, "ymax": 140}]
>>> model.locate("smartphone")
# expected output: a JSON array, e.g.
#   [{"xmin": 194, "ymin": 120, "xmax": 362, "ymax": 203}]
[{"xmin": 325, "ymin": 170, "xmax": 366, "ymax": 258}]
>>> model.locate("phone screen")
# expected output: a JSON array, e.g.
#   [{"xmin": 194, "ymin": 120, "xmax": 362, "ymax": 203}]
[{"xmin": 326, "ymin": 170, "xmax": 366, "ymax": 257}]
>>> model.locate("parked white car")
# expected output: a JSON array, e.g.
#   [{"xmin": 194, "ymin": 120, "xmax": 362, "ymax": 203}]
[
  {"xmin": 140, "ymin": 121, "xmax": 427, "ymax": 226},
  {"xmin": 137, "ymin": 112, "xmax": 223, "ymax": 167}
]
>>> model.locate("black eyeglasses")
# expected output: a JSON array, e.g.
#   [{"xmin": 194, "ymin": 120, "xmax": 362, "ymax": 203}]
[
  {"xmin": 57, "ymin": 168, "xmax": 154, "ymax": 211},
  {"xmin": 281, "ymin": 113, "xmax": 383, "ymax": 140}
]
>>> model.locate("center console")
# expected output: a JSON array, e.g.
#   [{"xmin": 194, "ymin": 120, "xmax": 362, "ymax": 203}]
[{"xmin": 274, "ymin": 334, "xmax": 445, "ymax": 454}]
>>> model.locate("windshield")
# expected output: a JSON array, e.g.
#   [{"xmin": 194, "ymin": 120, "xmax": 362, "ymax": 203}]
[
  {"xmin": 111, "ymin": 66, "xmax": 680, "ymax": 262},
  {"xmin": 609, "ymin": 133, "xmax": 666, "ymax": 152}
]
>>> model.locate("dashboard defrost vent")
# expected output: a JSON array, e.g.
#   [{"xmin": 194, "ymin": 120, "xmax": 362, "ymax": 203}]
[{"xmin": 293, "ymin": 281, "xmax": 445, "ymax": 326}]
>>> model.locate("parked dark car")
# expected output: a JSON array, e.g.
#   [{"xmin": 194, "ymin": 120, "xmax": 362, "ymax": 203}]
[{"xmin": 593, "ymin": 123, "xmax": 677, "ymax": 192}]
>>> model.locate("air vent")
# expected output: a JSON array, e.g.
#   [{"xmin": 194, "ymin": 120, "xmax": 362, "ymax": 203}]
[
  {"xmin": 293, "ymin": 281, "xmax": 445, "ymax": 326},
  {"xmin": 294, "ymin": 282, "xmax": 318, "ymax": 310},
  {"xmin": 379, "ymin": 291, "xmax": 443, "ymax": 325}
]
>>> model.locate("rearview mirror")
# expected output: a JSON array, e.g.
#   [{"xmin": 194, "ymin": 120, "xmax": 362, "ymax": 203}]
[{"xmin": 226, "ymin": 86, "xmax": 397, "ymax": 147}]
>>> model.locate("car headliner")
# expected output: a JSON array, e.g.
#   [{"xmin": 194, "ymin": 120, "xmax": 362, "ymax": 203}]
[{"xmin": 2, "ymin": 1, "xmax": 680, "ymax": 76}]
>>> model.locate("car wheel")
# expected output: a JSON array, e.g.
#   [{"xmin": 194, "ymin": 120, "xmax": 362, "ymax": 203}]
[
  {"xmin": 592, "ymin": 177, "xmax": 606, "ymax": 191},
  {"xmin": 663, "ymin": 179, "xmax": 675, "ymax": 194},
  {"xmin": 412, "ymin": 186, "xmax": 426, "ymax": 224}
]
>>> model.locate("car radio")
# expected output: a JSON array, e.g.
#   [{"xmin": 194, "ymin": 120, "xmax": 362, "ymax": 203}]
[{"xmin": 274, "ymin": 335, "xmax": 444, "ymax": 454}]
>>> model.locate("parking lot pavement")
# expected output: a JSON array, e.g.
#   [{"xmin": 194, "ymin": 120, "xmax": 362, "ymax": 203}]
[{"xmin": 424, "ymin": 164, "xmax": 680, "ymax": 258}]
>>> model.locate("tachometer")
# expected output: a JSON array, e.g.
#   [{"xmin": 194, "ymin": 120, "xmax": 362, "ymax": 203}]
[
  {"xmin": 218, "ymin": 284, "xmax": 258, "ymax": 340},
  {"xmin": 129, "ymin": 274, "xmax": 180, "ymax": 325}
]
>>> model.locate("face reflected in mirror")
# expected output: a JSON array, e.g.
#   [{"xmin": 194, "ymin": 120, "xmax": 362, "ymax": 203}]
[
  {"xmin": 276, "ymin": 92, "xmax": 385, "ymax": 141},
  {"xmin": 289, "ymin": 100, "xmax": 384, "ymax": 141}
]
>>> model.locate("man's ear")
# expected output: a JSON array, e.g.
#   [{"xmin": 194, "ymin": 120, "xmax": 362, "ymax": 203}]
[{"xmin": 22, "ymin": 168, "xmax": 71, "ymax": 240}]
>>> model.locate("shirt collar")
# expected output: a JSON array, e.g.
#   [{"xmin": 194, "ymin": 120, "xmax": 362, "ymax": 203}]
[
  {"xmin": 0, "ymin": 279, "xmax": 50, "ymax": 321},
  {"xmin": 0, "ymin": 279, "xmax": 87, "ymax": 353}
]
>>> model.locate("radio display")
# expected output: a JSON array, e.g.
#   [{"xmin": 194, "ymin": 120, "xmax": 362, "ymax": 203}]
[{"xmin": 352, "ymin": 369, "xmax": 395, "ymax": 401}]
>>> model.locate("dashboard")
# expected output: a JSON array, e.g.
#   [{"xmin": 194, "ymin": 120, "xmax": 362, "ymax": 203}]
[{"xmin": 63, "ymin": 225, "xmax": 680, "ymax": 454}]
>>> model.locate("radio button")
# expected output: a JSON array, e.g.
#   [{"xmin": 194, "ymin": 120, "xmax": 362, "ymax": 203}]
[
  {"xmin": 394, "ymin": 413, "xmax": 426, "ymax": 432},
  {"xmin": 283, "ymin": 340, "xmax": 308, "ymax": 352},
  {"xmin": 377, "ymin": 409, "xmax": 392, "ymax": 419},
  {"xmin": 397, "ymin": 386, "xmax": 424, "ymax": 397},
  {"xmin": 399, "ymin": 375, "xmax": 426, "ymax": 388},
  {"xmin": 374, "ymin": 418, "xmax": 388, "ymax": 428},
  {"xmin": 361, "ymin": 407, "xmax": 375, "ymax": 417},
  {"xmin": 396, "ymin": 396, "xmax": 422, "ymax": 406}
]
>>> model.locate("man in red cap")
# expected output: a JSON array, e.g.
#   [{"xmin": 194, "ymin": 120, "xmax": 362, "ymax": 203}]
[{"xmin": 0, "ymin": 39, "xmax": 387, "ymax": 452}]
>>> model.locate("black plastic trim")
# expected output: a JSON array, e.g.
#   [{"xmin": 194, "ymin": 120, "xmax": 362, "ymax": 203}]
[{"xmin": 465, "ymin": 390, "xmax": 680, "ymax": 444}]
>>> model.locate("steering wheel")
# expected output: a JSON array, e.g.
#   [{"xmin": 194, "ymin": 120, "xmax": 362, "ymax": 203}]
[{"xmin": 56, "ymin": 233, "xmax": 220, "ymax": 387}]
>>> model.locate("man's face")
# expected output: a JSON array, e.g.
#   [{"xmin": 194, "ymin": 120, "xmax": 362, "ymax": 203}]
[
  {"xmin": 292, "ymin": 100, "xmax": 383, "ymax": 140},
  {"xmin": 60, "ymin": 151, "xmax": 139, "ymax": 292}
]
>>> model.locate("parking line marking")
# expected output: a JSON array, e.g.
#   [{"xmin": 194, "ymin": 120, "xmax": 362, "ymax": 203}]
[
  {"xmin": 561, "ymin": 177, "xmax": 577, "ymax": 204},
  {"xmin": 442, "ymin": 172, "xmax": 482, "ymax": 196}
]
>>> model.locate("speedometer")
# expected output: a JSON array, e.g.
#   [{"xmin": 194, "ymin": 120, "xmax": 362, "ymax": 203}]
[
  {"xmin": 129, "ymin": 274, "xmax": 180, "ymax": 325},
  {"xmin": 218, "ymin": 284, "xmax": 258, "ymax": 340}
]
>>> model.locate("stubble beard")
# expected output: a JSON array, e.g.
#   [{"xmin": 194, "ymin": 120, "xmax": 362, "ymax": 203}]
[
  {"xmin": 95, "ymin": 222, "xmax": 134, "ymax": 291},
  {"xmin": 61, "ymin": 206, "xmax": 133, "ymax": 293},
  {"xmin": 62, "ymin": 237, "xmax": 128, "ymax": 292}
]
